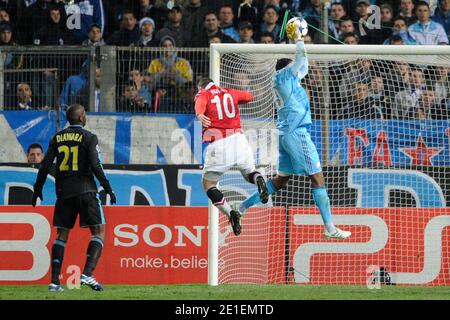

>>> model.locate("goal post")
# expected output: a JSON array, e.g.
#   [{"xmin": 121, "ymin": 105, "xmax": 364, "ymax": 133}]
[{"xmin": 208, "ymin": 44, "xmax": 450, "ymax": 286}]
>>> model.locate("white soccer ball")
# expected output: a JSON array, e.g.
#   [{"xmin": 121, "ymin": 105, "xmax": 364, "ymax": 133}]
[{"xmin": 286, "ymin": 17, "xmax": 308, "ymax": 41}]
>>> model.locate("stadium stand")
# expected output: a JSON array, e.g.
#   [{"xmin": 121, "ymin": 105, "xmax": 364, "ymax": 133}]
[{"xmin": 0, "ymin": 0, "xmax": 447, "ymax": 117}]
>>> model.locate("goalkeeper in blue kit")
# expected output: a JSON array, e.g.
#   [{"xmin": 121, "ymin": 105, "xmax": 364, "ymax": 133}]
[{"xmin": 238, "ymin": 24, "xmax": 351, "ymax": 239}]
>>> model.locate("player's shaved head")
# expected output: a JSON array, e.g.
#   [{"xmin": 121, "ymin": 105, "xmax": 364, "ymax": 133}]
[
  {"xmin": 197, "ymin": 77, "xmax": 214, "ymax": 89},
  {"xmin": 66, "ymin": 104, "xmax": 86, "ymax": 126},
  {"xmin": 276, "ymin": 58, "xmax": 292, "ymax": 71}
]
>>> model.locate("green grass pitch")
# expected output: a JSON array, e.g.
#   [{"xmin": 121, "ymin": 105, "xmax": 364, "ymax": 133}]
[{"xmin": 0, "ymin": 284, "xmax": 449, "ymax": 300}]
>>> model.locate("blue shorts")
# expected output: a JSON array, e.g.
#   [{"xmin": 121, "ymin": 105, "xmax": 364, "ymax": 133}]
[{"xmin": 278, "ymin": 127, "xmax": 322, "ymax": 176}]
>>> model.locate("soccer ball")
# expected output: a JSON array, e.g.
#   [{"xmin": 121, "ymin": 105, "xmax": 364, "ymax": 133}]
[{"xmin": 286, "ymin": 17, "xmax": 308, "ymax": 41}]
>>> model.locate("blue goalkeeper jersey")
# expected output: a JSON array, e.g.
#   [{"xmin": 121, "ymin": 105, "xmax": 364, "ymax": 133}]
[{"xmin": 273, "ymin": 41, "xmax": 311, "ymax": 135}]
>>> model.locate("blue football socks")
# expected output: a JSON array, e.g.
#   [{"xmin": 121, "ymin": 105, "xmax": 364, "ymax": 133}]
[{"xmin": 312, "ymin": 186, "xmax": 336, "ymax": 233}]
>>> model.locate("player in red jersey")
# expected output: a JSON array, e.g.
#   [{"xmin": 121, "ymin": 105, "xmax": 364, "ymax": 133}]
[{"xmin": 194, "ymin": 77, "xmax": 268, "ymax": 236}]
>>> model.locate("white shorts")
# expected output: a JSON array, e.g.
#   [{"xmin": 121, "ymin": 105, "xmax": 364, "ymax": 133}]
[{"xmin": 203, "ymin": 132, "xmax": 256, "ymax": 182}]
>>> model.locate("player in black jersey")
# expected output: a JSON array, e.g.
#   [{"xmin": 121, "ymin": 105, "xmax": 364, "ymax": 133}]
[{"xmin": 32, "ymin": 104, "xmax": 116, "ymax": 292}]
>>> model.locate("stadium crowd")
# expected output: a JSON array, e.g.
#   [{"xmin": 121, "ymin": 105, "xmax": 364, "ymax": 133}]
[{"xmin": 0, "ymin": 0, "xmax": 448, "ymax": 119}]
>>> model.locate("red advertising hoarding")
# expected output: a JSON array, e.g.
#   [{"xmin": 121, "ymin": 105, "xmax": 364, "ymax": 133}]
[
  {"xmin": 288, "ymin": 208, "xmax": 450, "ymax": 285},
  {"xmin": 0, "ymin": 206, "xmax": 208, "ymax": 284},
  {"xmin": 0, "ymin": 206, "xmax": 449, "ymax": 285}
]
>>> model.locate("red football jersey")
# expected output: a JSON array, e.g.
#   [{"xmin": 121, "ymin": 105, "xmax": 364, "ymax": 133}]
[{"xmin": 195, "ymin": 83, "xmax": 253, "ymax": 142}]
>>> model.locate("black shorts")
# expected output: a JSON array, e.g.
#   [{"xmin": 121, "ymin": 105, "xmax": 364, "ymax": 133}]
[{"xmin": 53, "ymin": 192, "xmax": 105, "ymax": 229}]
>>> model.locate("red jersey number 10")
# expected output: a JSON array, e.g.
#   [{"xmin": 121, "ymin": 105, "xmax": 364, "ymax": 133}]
[{"xmin": 211, "ymin": 93, "xmax": 236, "ymax": 120}]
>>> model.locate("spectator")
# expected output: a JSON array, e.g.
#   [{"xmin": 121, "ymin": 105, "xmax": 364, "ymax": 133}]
[
  {"xmin": 258, "ymin": 31, "xmax": 274, "ymax": 43},
  {"xmin": 154, "ymin": 0, "xmax": 186, "ymax": 8},
  {"xmin": 357, "ymin": 2, "xmax": 394, "ymax": 44},
  {"xmin": 415, "ymin": 88, "xmax": 448, "ymax": 119},
  {"xmin": 355, "ymin": 0, "xmax": 370, "ymax": 24},
  {"xmin": 379, "ymin": 4, "xmax": 395, "ymax": 42},
  {"xmin": 303, "ymin": 33, "xmax": 313, "ymax": 44},
  {"xmin": 383, "ymin": 16, "xmax": 417, "ymax": 45},
  {"xmin": 338, "ymin": 16, "xmax": 356, "ymax": 38},
  {"xmin": 27, "ymin": 143, "xmax": 43, "ymax": 164},
  {"xmin": 67, "ymin": 0, "xmax": 105, "ymax": 45},
  {"xmin": 259, "ymin": 5, "xmax": 280, "ymax": 42},
  {"xmin": 0, "ymin": 21, "xmax": 14, "ymax": 45},
  {"xmin": 328, "ymin": 3, "xmax": 347, "ymax": 43},
  {"xmin": 415, "ymin": 105, "xmax": 427, "ymax": 119},
  {"xmin": 237, "ymin": 0, "xmax": 258, "ymax": 26},
  {"xmin": 133, "ymin": 17, "xmax": 158, "ymax": 47},
  {"xmin": 370, "ymin": 75, "xmax": 391, "ymax": 118},
  {"xmin": 75, "ymin": 67, "xmax": 101, "ymax": 112},
  {"xmin": 185, "ymin": 0, "xmax": 209, "ymax": 43},
  {"xmin": 0, "ymin": 0, "xmax": 16, "ymax": 16},
  {"xmin": 432, "ymin": 0, "xmax": 450, "ymax": 39},
  {"xmin": 102, "ymin": 0, "xmax": 132, "ymax": 38},
  {"xmin": 155, "ymin": 5, "xmax": 190, "ymax": 47},
  {"xmin": 137, "ymin": 0, "xmax": 167, "ymax": 31},
  {"xmin": 304, "ymin": 62, "xmax": 324, "ymax": 119},
  {"xmin": 433, "ymin": 66, "xmax": 450, "ymax": 103},
  {"xmin": 399, "ymin": 0, "xmax": 417, "ymax": 25},
  {"xmin": 257, "ymin": 1, "xmax": 290, "ymax": 23},
  {"xmin": 82, "ymin": 23, "xmax": 105, "ymax": 46},
  {"xmin": 356, "ymin": 0, "xmax": 376, "ymax": 44},
  {"xmin": 17, "ymin": 0, "xmax": 67, "ymax": 44},
  {"xmin": 338, "ymin": 59, "xmax": 372, "ymax": 105},
  {"xmin": 59, "ymin": 63, "xmax": 88, "ymax": 110},
  {"xmin": 17, "ymin": 83, "xmax": 35, "ymax": 110},
  {"xmin": 387, "ymin": 34, "xmax": 406, "ymax": 45},
  {"xmin": 393, "ymin": 67, "xmax": 425, "ymax": 119},
  {"xmin": 148, "ymin": 35, "xmax": 193, "ymax": 111},
  {"xmin": 397, "ymin": 62, "xmax": 411, "ymax": 89},
  {"xmin": 193, "ymin": 11, "xmax": 236, "ymax": 47},
  {"xmin": 341, "ymin": 81, "xmax": 387, "ymax": 119},
  {"xmin": 32, "ymin": 7, "xmax": 71, "ymax": 108},
  {"xmin": 409, "ymin": 1, "xmax": 449, "ymax": 45},
  {"xmin": 219, "ymin": 5, "xmax": 240, "ymax": 42},
  {"xmin": 341, "ymin": 32, "xmax": 359, "ymax": 44},
  {"xmin": 33, "ymin": 5, "xmax": 72, "ymax": 45},
  {"xmin": 118, "ymin": 83, "xmax": 148, "ymax": 112},
  {"xmin": 441, "ymin": 94, "xmax": 450, "ymax": 119},
  {"xmin": 208, "ymin": 34, "xmax": 222, "ymax": 44},
  {"xmin": 302, "ymin": 0, "xmax": 321, "ymax": 40},
  {"xmin": 0, "ymin": 8, "xmax": 10, "ymax": 22},
  {"xmin": 129, "ymin": 69, "xmax": 153, "ymax": 108},
  {"xmin": 234, "ymin": 70, "xmax": 251, "ymax": 91},
  {"xmin": 107, "ymin": 11, "xmax": 140, "ymax": 46},
  {"xmin": 0, "ymin": 22, "xmax": 24, "ymax": 109},
  {"xmin": 238, "ymin": 21, "xmax": 255, "ymax": 43},
  {"xmin": 381, "ymin": 4, "xmax": 395, "ymax": 24},
  {"xmin": 429, "ymin": 0, "xmax": 440, "ymax": 15}
]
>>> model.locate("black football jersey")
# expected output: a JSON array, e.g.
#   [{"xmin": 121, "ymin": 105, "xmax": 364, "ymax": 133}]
[{"xmin": 34, "ymin": 125, "xmax": 112, "ymax": 199}]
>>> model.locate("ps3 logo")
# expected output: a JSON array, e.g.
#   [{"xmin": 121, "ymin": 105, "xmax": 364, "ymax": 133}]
[{"xmin": 292, "ymin": 214, "xmax": 450, "ymax": 285}]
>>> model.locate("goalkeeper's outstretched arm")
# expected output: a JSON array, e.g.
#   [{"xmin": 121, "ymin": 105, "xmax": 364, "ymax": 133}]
[{"xmin": 289, "ymin": 41, "xmax": 308, "ymax": 80}]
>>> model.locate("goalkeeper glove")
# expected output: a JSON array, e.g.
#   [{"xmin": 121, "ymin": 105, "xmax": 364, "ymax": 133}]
[{"xmin": 286, "ymin": 19, "xmax": 304, "ymax": 43}]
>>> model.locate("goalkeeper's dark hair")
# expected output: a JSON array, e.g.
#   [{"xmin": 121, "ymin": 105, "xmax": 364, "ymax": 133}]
[
  {"xmin": 276, "ymin": 58, "xmax": 292, "ymax": 71},
  {"xmin": 197, "ymin": 77, "xmax": 214, "ymax": 88}
]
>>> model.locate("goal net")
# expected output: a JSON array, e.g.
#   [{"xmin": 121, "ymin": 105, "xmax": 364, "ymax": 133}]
[{"xmin": 208, "ymin": 44, "xmax": 450, "ymax": 286}]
